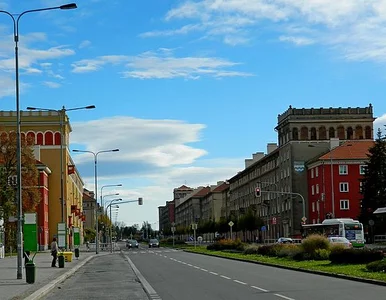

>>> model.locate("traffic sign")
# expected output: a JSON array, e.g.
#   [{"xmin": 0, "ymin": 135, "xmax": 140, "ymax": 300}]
[
  {"xmin": 228, "ymin": 221, "xmax": 234, "ymax": 227},
  {"xmin": 301, "ymin": 216, "xmax": 307, "ymax": 223}
]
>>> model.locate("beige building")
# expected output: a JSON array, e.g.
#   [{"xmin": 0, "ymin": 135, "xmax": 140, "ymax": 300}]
[{"xmin": 0, "ymin": 110, "xmax": 86, "ymax": 247}]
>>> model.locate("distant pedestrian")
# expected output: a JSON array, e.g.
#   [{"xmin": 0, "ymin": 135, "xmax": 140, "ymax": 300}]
[{"xmin": 51, "ymin": 238, "xmax": 58, "ymax": 267}]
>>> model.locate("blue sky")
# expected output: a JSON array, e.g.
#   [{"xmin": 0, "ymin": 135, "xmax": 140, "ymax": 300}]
[{"xmin": 1, "ymin": 0, "xmax": 386, "ymax": 230}]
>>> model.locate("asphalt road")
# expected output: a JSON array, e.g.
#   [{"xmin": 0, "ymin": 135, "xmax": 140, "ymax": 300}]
[
  {"xmin": 125, "ymin": 245, "xmax": 386, "ymax": 300},
  {"xmin": 42, "ymin": 252, "xmax": 149, "ymax": 300}
]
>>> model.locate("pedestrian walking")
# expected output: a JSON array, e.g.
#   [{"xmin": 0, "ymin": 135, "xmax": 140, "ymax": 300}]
[{"xmin": 51, "ymin": 238, "xmax": 58, "ymax": 267}]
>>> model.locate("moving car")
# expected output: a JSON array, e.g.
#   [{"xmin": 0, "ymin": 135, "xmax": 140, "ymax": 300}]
[
  {"xmin": 327, "ymin": 236, "xmax": 352, "ymax": 248},
  {"xmin": 148, "ymin": 239, "xmax": 159, "ymax": 248},
  {"xmin": 276, "ymin": 237, "xmax": 294, "ymax": 244},
  {"xmin": 126, "ymin": 239, "xmax": 139, "ymax": 248}
]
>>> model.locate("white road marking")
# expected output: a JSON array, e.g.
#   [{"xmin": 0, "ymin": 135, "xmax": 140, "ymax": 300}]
[
  {"xmin": 220, "ymin": 275, "xmax": 231, "ymax": 280},
  {"xmin": 209, "ymin": 271, "xmax": 218, "ymax": 275},
  {"xmin": 251, "ymin": 286, "xmax": 269, "ymax": 292},
  {"xmin": 193, "ymin": 266, "xmax": 200, "ymax": 269},
  {"xmin": 233, "ymin": 280, "xmax": 247, "ymax": 285},
  {"xmin": 274, "ymin": 294, "xmax": 295, "ymax": 300},
  {"xmin": 200, "ymin": 268, "xmax": 208, "ymax": 272},
  {"xmin": 187, "ymin": 264, "xmax": 193, "ymax": 267}
]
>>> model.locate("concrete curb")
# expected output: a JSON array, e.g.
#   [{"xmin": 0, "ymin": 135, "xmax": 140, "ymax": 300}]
[
  {"xmin": 23, "ymin": 254, "xmax": 107, "ymax": 300},
  {"xmin": 122, "ymin": 251, "xmax": 160, "ymax": 300},
  {"xmin": 183, "ymin": 249, "xmax": 386, "ymax": 287}
]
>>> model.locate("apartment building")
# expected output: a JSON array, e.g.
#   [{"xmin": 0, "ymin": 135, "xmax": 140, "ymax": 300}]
[{"xmin": 307, "ymin": 140, "xmax": 373, "ymax": 224}]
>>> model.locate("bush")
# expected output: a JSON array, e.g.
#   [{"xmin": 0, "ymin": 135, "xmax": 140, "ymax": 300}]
[
  {"xmin": 277, "ymin": 244, "xmax": 300, "ymax": 258},
  {"xmin": 314, "ymin": 249, "xmax": 331, "ymax": 261},
  {"xmin": 256, "ymin": 244, "xmax": 282, "ymax": 257},
  {"xmin": 366, "ymin": 259, "xmax": 386, "ymax": 272},
  {"xmin": 330, "ymin": 248, "xmax": 384, "ymax": 264},
  {"xmin": 301, "ymin": 234, "xmax": 329, "ymax": 254},
  {"xmin": 243, "ymin": 245, "xmax": 260, "ymax": 255},
  {"xmin": 207, "ymin": 239, "xmax": 245, "ymax": 251}
]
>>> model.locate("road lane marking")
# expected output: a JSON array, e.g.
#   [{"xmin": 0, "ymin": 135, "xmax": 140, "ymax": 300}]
[
  {"xmin": 193, "ymin": 266, "xmax": 200, "ymax": 269},
  {"xmin": 233, "ymin": 280, "xmax": 247, "ymax": 285},
  {"xmin": 274, "ymin": 294, "xmax": 295, "ymax": 300},
  {"xmin": 209, "ymin": 271, "xmax": 218, "ymax": 275},
  {"xmin": 187, "ymin": 264, "xmax": 193, "ymax": 267},
  {"xmin": 251, "ymin": 286, "xmax": 269, "ymax": 292},
  {"xmin": 200, "ymin": 268, "xmax": 208, "ymax": 272},
  {"xmin": 220, "ymin": 275, "xmax": 231, "ymax": 280}
]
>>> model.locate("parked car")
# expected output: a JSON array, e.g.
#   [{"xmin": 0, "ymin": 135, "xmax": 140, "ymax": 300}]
[
  {"xmin": 126, "ymin": 239, "xmax": 139, "ymax": 248},
  {"xmin": 276, "ymin": 237, "xmax": 294, "ymax": 244},
  {"xmin": 149, "ymin": 239, "xmax": 160, "ymax": 248},
  {"xmin": 327, "ymin": 236, "xmax": 352, "ymax": 248}
]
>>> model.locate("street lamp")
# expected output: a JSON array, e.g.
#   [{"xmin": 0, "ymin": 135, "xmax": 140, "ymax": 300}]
[
  {"xmin": 106, "ymin": 198, "xmax": 122, "ymax": 253},
  {"xmin": 100, "ymin": 184, "xmax": 122, "ymax": 209},
  {"xmin": 26, "ymin": 105, "xmax": 95, "ymax": 239},
  {"xmin": 0, "ymin": 2, "xmax": 77, "ymax": 280},
  {"xmin": 72, "ymin": 148, "xmax": 119, "ymax": 254}
]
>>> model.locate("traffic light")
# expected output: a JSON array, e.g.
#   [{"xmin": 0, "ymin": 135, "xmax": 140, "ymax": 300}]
[
  {"xmin": 255, "ymin": 187, "xmax": 261, "ymax": 198},
  {"xmin": 138, "ymin": 197, "xmax": 143, "ymax": 205}
]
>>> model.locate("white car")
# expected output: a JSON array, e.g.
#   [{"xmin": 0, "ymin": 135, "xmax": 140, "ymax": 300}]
[
  {"xmin": 276, "ymin": 237, "xmax": 294, "ymax": 244},
  {"xmin": 327, "ymin": 237, "xmax": 352, "ymax": 248}
]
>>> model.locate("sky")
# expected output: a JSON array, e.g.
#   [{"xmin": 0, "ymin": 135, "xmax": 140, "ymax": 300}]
[{"xmin": 1, "ymin": 0, "xmax": 386, "ymax": 230}]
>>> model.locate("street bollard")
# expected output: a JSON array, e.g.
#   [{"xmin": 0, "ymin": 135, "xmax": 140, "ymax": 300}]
[
  {"xmin": 58, "ymin": 254, "xmax": 65, "ymax": 268},
  {"xmin": 25, "ymin": 261, "xmax": 36, "ymax": 284},
  {"xmin": 75, "ymin": 248, "xmax": 79, "ymax": 259}
]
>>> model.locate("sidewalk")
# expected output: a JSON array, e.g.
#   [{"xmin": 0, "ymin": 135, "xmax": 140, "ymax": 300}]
[{"xmin": 0, "ymin": 247, "xmax": 98, "ymax": 300}]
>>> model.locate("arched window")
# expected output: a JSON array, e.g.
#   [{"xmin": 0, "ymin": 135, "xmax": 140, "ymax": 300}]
[
  {"xmin": 45, "ymin": 132, "xmax": 54, "ymax": 145},
  {"xmin": 300, "ymin": 127, "xmax": 308, "ymax": 140},
  {"xmin": 355, "ymin": 126, "xmax": 363, "ymax": 139},
  {"xmin": 310, "ymin": 127, "xmax": 317, "ymax": 140},
  {"xmin": 337, "ymin": 126, "xmax": 345, "ymax": 140},
  {"xmin": 27, "ymin": 132, "xmax": 36, "ymax": 145},
  {"xmin": 329, "ymin": 127, "xmax": 335, "ymax": 138},
  {"xmin": 347, "ymin": 127, "xmax": 353, "ymax": 140},
  {"xmin": 54, "ymin": 132, "xmax": 61, "ymax": 145},
  {"xmin": 365, "ymin": 126, "xmax": 372, "ymax": 139},
  {"xmin": 319, "ymin": 126, "xmax": 327, "ymax": 140},
  {"xmin": 37, "ymin": 132, "xmax": 44, "ymax": 145},
  {"xmin": 292, "ymin": 128, "xmax": 299, "ymax": 140}
]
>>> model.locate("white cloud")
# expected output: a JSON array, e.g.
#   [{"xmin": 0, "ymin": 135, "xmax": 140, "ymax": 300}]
[
  {"xmin": 374, "ymin": 113, "xmax": 386, "ymax": 132},
  {"xmin": 43, "ymin": 81, "xmax": 61, "ymax": 88},
  {"xmin": 0, "ymin": 75, "xmax": 15, "ymax": 98},
  {"xmin": 142, "ymin": 0, "xmax": 386, "ymax": 62},
  {"xmin": 72, "ymin": 49, "xmax": 252, "ymax": 79},
  {"xmin": 79, "ymin": 40, "xmax": 91, "ymax": 49}
]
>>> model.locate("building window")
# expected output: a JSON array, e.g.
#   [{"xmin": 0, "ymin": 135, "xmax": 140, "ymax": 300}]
[
  {"xmin": 312, "ymin": 185, "xmax": 315, "ymax": 195},
  {"xmin": 359, "ymin": 182, "xmax": 363, "ymax": 193},
  {"xmin": 312, "ymin": 202, "xmax": 315, "ymax": 212},
  {"xmin": 339, "ymin": 165, "xmax": 348, "ymax": 175},
  {"xmin": 359, "ymin": 165, "xmax": 367, "ymax": 175},
  {"xmin": 316, "ymin": 184, "xmax": 319, "ymax": 194},
  {"xmin": 311, "ymin": 169, "xmax": 314, "ymax": 178},
  {"xmin": 315, "ymin": 167, "xmax": 319, "ymax": 177},
  {"xmin": 339, "ymin": 182, "xmax": 349, "ymax": 192},
  {"xmin": 340, "ymin": 199, "xmax": 349, "ymax": 210}
]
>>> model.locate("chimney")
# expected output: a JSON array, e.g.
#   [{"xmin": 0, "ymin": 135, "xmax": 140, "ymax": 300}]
[{"xmin": 267, "ymin": 143, "xmax": 278, "ymax": 154}]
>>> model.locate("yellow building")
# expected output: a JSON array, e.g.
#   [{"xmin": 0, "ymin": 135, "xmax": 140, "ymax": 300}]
[{"xmin": 0, "ymin": 110, "xmax": 86, "ymax": 249}]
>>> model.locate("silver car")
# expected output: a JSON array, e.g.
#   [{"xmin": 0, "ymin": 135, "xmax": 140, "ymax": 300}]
[
  {"xmin": 327, "ymin": 237, "xmax": 352, "ymax": 248},
  {"xmin": 149, "ymin": 239, "xmax": 159, "ymax": 248}
]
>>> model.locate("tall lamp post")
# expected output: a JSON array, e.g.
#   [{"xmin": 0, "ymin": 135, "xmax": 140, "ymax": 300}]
[
  {"xmin": 100, "ymin": 184, "xmax": 122, "ymax": 210},
  {"xmin": 72, "ymin": 148, "xmax": 119, "ymax": 254},
  {"xmin": 26, "ymin": 105, "xmax": 95, "ymax": 242},
  {"xmin": 0, "ymin": 2, "xmax": 77, "ymax": 280}
]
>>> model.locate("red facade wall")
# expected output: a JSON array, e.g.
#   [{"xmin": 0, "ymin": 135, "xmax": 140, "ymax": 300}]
[{"xmin": 36, "ymin": 171, "xmax": 50, "ymax": 250}]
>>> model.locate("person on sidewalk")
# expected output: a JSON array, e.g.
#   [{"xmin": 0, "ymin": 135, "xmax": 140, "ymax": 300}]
[{"xmin": 51, "ymin": 238, "xmax": 58, "ymax": 267}]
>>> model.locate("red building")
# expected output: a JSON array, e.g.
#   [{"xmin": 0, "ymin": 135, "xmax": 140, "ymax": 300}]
[
  {"xmin": 36, "ymin": 161, "xmax": 51, "ymax": 250},
  {"xmin": 307, "ymin": 141, "xmax": 373, "ymax": 224}
]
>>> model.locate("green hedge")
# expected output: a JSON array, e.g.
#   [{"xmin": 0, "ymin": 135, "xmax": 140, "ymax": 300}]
[{"xmin": 329, "ymin": 248, "xmax": 384, "ymax": 264}]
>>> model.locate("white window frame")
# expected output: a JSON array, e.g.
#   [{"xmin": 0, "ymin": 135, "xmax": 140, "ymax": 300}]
[
  {"xmin": 311, "ymin": 168, "xmax": 314, "ymax": 179},
  {"xmin": 359, "ymin": 165, "xmax": 366, "ymax": 175},
  {"xmin": 340, "ymin": 199, "xmax": 349, "ymax": 210},
  {"xmin": 315, "ymin": 167, "xmax": 319, "ymax": 177},
  {"xmin": 339, "ymin": 165, "xmax": 348, "ymax": 175},
  {"xmin": 311, "ymin": 185, "xmax": 315, "ymax": 195},
  {"xmin": 339, "ymin": 182, "xmax": 349, "ymax": 192},
  {"xmin": 316, "ymin": 184, "xmax": 319, "ymax": 194},
  {"xmin": 312, "ymin": 202, "xmax": 315, "ymax": 212}
]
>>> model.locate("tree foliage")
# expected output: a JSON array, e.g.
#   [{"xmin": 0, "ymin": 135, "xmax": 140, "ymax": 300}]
[{"xmin": 359, "ymin": 128, "xmax": 386, "ymax": 233}]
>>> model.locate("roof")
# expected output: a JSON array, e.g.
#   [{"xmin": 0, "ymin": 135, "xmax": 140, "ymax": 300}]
[
  {"xmin": 319, "ymin": 140, "xmax": 374, "ymax": 161},
  {"xmin": 212, "ymin": 182, "xmax": 230, "ymax": 193},
  {"xmin": 192, "ymin": 186, "xmax": 211, "ymax": 198},
  {"xmin": 174, "ymin": 185, "xmax": 193, "ymax": 191}
]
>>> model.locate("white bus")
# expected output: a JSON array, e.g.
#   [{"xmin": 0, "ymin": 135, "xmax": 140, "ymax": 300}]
[{"xmin": 302, "ymin": 218, "xmax": 365, "ymax": 248}]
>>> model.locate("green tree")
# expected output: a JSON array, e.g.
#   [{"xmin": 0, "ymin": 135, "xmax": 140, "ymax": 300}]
[{"xmin": 359, "ymin": 128, "xmax": 386, "ymax": 234}]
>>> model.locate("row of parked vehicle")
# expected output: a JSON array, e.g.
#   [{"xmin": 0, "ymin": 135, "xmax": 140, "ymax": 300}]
[{"xmin": 126, "ymin": 239, "xmax": 160, "ymax": 249}]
